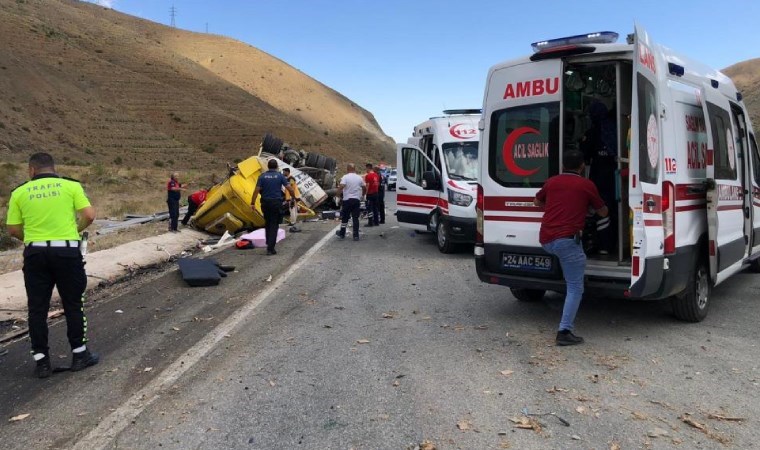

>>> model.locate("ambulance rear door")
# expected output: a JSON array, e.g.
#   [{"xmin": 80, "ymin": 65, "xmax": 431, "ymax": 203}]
[
  {"xmin": 629, "ymin": 25, "xmax": 665, "ymax": 297},
  {"xmin": 396, "ymin": 143, "xmax": 438, "ymax": 231},
  {"xmin": 701, "ymin": 84, "xmax": 747, "ymax": 284}
]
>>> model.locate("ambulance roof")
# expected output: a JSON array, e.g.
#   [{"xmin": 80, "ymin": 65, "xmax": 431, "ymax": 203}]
[{"xmin": 488, "ymin": 41, "xmax": 739, "ymax": 100}]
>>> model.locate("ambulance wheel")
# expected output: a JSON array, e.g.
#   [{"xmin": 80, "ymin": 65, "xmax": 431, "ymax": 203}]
[
  {"xmin": 671, "ymin": 257, "xmax": 711, "ymax": 322},
  {"xmin": 510, "ymin": 288, "xmax": 546, "ymax": 302},
  {"xmin": 749, "ymin": 258, "xmax": 760, "ymax": 273},
  {"xmin": 432, "ymin": 214, "xmax": 454, "ymax": 253}
]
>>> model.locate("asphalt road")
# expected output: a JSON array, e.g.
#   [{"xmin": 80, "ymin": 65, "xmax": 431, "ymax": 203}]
[{"xmin": 2, "ymin": 191, "xmax": 760, "ymax": 449}]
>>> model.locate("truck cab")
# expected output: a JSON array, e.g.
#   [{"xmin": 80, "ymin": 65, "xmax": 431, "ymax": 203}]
[{"xmin": 396, "ymin": 109, "xmax": 481, "ymax": 252}]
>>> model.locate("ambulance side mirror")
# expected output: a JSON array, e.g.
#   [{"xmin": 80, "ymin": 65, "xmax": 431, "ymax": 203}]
[{"xmin": 422, "ymin": 171, "xmax": 441, "ymax": 190}]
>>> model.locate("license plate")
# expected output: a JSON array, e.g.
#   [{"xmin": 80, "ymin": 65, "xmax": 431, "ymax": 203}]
[{"xmin": 502, "ymin": 253, "xmax": 553, "ymax": 272}]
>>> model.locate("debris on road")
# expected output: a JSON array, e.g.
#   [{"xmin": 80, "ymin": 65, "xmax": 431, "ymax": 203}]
[
  {"xmin": 500, "ymin": 369, "xmax": 514, "ymax": 376},
  {"xmin": 456, "ymin": 419, "xmax": 472, "ymax": 431},
  {"xmin": 8, "ymin": 413, "xmax": 30, "ymax": 422},
  {"xmin": 178, "ymin": 258, "xmax": 232, "ymax": 287},
  {"xmin": 521, "ymin": 407, "xmax": 570, "ymax": 427},
  {"xmin": 646, "ymin": 427, "xmax": 669, "ymax": 438},
  {"xmin": 707, "ymin": 413, "xmax": 746, "ymax": 422},
  {"xmin": 509, "ymin": 416, "xmax": 542, "ymax": 432},
  {"xmin": 356, "ymin": 339, "xmax": 370, "ymax": 344}
]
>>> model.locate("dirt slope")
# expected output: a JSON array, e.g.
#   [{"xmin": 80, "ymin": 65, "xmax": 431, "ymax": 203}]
[
  {"xmin": 724, "ymin": 59, "xmax": 760, "ymax": 129},
  {"xmin": 0, "ymin": 0, "xmax": 395, "ymax": 175}
]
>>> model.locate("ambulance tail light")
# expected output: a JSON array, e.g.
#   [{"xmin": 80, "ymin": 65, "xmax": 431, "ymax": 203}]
[
  {"xmin": 476, "ymin": 184, "xmax": 484, "ymax": 244},
  {"xmin": 662, "ymin": 181, "xmax": 675, "ymax": 254}
]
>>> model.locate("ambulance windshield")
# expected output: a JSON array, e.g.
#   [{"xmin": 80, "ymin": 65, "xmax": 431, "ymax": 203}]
[{"xmin": 442, "ymin": 142, "xmax": 478, "ymax": 181}]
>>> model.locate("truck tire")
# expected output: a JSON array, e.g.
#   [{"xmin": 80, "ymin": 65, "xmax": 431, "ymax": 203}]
[
  {"xmin": 262, "ymin": 134, "xmax": 283, "ymax": 155},
  {"xmin": 316, "ymin": 154, "xmax": 327, "ymax": 169},
  {"xmin": 671, "ymin": 256, "xmax": 711, "ymax": 322},
  {"xmin": 431, "ymin": 214, "xmax": 455, "ymax": 253},
  {"xmin": 325, "ymin": 157, "xmax": 337, "ymax": 172},
  {"xmin": 510, "ymin": 288, "xmax": 546, "ymax": 302},
  {"xmin": 305, "ymin": 153, "xmax": 319, "ymax": 168}
]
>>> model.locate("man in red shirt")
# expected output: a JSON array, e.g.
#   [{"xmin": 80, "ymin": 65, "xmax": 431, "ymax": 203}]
[
  {"xmin": 182, "ymin": 188, "xmax": 208, "ymax": 226},
  {"xmin": 534, "ymin": 150, "xmax": 608, "ymax": 346},
  {"xmin": 364, "ymin": 163, "xmax": 380, "ymax": 227}
]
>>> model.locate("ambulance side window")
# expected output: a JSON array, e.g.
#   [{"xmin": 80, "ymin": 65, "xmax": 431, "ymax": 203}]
[
  {"xmin": 751, "ymin": 134, "xmax": 760, "ymax": 185},
  {"xmin": 706, "ymin": 103, "xmax": 737, "ymax": 180},
  {"xmin": 636, "ymin": 73, "xmax": 659, "ymax": 184}
]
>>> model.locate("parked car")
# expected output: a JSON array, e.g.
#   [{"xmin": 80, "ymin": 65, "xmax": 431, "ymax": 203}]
[{"xmin": 387, "ymin": 169, "xmax": 397, "ymax": 191}]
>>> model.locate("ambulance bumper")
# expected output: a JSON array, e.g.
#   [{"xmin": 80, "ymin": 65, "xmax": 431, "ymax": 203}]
[
  {"xmin": 443, "ymin": 216, "xmax": 476, "ymax": 244},
  {"xmin": 475, "ymin": 254, "xmax": 630, "ymax": 298}
]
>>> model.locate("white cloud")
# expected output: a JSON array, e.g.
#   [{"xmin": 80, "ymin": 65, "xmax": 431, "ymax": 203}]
[{"xmin": 85, "ymin": 0, "xmax": 116, "ymax": 8}]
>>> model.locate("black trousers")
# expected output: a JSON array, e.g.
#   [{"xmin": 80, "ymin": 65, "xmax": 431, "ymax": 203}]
[
  {"xmin": 23, "ymin": 246, "xmax": 88, "ymax": 355},
  {"xmin": 377, "ymin": 186, "xmax": 386, "ymax": 223},
  {"xmin": 339, "ymin": 198, "xmax": 361, "ymax": 238},
  {"xmin": 181, "ymin": 198, "xmax": 199, "ymax": 225},
  {"xmin": 261, "ymin": 198, "xmax": 283, "ymax": 251},
  {"xmin": 167, "ymin": 198, "xmax": 180, "ymax": 231},
  {"xmin": 365, "ymin": 193, "xmax": 380, "ymax": 226}
]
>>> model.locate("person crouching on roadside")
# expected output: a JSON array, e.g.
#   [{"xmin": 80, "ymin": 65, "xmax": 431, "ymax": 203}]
[{"xmin": 182, "ymin": 188, "xmax": 208, "ymax": 226}]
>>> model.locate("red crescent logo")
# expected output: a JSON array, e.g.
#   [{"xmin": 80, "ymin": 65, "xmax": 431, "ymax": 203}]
[
  {"xmin": 502, "ymin": 127, "xmax": 541, "ymax": 176},
  {"xmin": 449, "ymin": 123, "xmax": 476, "ymax": 140}
]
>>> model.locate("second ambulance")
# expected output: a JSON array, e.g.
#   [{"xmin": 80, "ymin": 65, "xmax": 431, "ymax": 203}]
[{"xmin": 397, "ymin": 109, "xmax": 481, "ymax": 253}]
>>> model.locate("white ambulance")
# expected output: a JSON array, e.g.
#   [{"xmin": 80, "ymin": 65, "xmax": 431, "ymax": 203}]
[
  {"xmin": 475, "ymin": 27, "xmax": 760, "ymax": 321},
  {"xmin": 396, "ymin": 109, "xmax": 481, "ymax": 253}
]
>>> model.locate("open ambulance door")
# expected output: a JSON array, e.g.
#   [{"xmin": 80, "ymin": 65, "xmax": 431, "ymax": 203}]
[
  {"xmin": 629, "ymin": 25, "xmax": 665, "ymax": 297},
  {"xmin": 701, "ymin": 84, "xmax": 747, "ymax": 285},
  {"xmin": 395, "ymin": 143, "xmax": 440, "ymax": 231}
]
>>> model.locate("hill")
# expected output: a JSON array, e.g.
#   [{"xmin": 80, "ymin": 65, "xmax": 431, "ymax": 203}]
[
  {"xmin": 0, "ymin": 0, "xmax": 395, "ymax": 177},
  {"xmin": 724, "ymin": 59, "xmax": 760, "ymax": 130}
]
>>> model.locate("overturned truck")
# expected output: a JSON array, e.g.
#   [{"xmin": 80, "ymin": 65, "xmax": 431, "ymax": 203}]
[{"xmin": 191, "ymin": 136, "xmax": 338, "ymax": 235}]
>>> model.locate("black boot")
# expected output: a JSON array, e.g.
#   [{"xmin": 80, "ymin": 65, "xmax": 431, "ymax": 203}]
[
  {"xmin": 71, "ymin": 349, "xmax": 100, "ymax": 372},
  {"xmin": 35, "ymin": 355, "xmax": 52, "ymax": 379}
]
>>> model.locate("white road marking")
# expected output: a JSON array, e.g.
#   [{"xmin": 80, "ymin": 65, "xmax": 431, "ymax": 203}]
[{"xmin": 71, "ymin": 226, "xmax": 339, "ymax": 450}]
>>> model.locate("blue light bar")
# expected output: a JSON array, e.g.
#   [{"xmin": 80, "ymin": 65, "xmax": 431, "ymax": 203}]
[{"xmin": 531, "ymin": 31, "xmax": 619, "ymax": 53}]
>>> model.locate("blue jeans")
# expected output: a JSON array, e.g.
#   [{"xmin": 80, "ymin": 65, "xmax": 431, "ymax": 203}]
[{"xmin": 542, "ymin": 237, "xmax": 586, "ymax": 331}]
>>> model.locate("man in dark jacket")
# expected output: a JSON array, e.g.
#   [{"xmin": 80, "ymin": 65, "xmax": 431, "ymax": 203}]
[{"xmin": 250, "ymin": 159, "xmax": 298, "ymax": 255}]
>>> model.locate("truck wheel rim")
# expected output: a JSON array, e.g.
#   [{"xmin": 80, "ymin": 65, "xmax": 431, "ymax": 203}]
[{"xmin": 437, "ymin": 222, "xmax": 446, "ymax": 247}]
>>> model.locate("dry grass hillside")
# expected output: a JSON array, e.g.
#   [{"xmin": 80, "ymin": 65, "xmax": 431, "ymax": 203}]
[
  {"xmin": 0, "ymin": 0, "xmax": 395, "ymax": 216},
  {"xmin": 724, "ymin": 59, "xmax": 760, "ymax": 129}
]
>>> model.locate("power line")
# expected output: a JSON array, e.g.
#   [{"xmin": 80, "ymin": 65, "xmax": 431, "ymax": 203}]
[{"xmin": 169, "ymin": 5, "xmax": 177, "ymax": 28}]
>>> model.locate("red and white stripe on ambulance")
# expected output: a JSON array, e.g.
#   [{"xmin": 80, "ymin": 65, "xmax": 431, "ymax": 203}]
[{"xmin": 479, "ymin": 59, "xmax": 563, "ymax": 248}]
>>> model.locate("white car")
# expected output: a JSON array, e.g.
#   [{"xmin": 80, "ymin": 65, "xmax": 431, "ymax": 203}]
[{"xmin": 387, "ymin": 169, "xmax": 397, "ymax": 191}]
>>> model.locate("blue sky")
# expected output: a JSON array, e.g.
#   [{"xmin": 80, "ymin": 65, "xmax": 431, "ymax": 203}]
[{"xmin": 89, "ymin": 0, "xmax": 760, "ymax": 144}]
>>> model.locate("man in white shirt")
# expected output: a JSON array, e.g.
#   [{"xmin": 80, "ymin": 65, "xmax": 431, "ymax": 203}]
[{"xmin": 335, "ymin": 163, "xmax": 366, "ymax": 241}]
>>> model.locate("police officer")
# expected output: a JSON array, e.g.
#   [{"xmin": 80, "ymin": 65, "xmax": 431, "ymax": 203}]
[
  {"xmin": 6, "ymin": 153, "xmax": 99, "ymax": 378},
  {"xmin": 250, "ymin": 159, "xmax": 298, "ymax": 255}
]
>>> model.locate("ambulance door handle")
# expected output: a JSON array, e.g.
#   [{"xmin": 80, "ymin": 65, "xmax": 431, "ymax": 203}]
[
  {"xmin": 399, "ymin": 186, "xmax": 408, "ymax": 191},
  {"xmin": 746, "ymin": 206, "xmax": 751, "ymax": 219}
]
